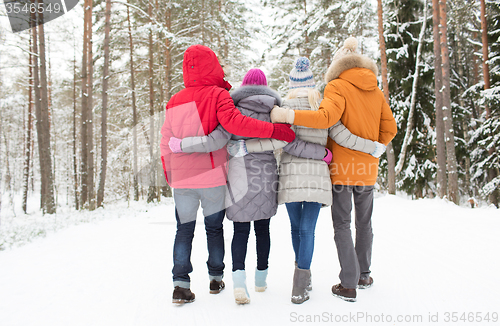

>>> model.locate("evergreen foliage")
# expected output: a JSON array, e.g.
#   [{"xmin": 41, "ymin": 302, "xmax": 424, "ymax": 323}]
[
  {"xmin": 0, "ymin": 0, "xmax": 499, "ymax": 209},
  {"xmin": 383, "ymin": 0, "xmax": 436, "ymax": 197}
]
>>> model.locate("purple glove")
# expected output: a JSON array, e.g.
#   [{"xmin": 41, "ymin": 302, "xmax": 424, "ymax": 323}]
[
  {"xmin": 168, "ymin": 137, "xmax": 183, "ymax": 153},
  {"xmin": 323, "ymin": 148, "xmax": 333, "ymax": 165}
]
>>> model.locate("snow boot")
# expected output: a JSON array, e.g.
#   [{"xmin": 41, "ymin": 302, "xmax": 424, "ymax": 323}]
[
  {"xmin": 331, "ymin": 284, "xmax": 357, "ymax": 302},
  {"xmin": 306, "ymin": 271, "xmax": 312, "ymax": 291},
  {"xmin": 232, "ymin": 270, "xmax": 250, "ymax": 304},
  {"xmin": 295, "ymin": 261, "xmax": 312, "ymax": 291},
  {"xmin": 209, "ymin": 279, "xmax": 225, "ymax": 294},
  {"xmin": 172, "ymin": 286, "xmax": 195, "ymax": 304},
  {"xmin": 291, "ymin": 266, "xmax": 310, "ymax": 304},
  {"xmin": 255, "ymin": 268, "xmax": 268, "ymax": 292},
  {"xmin": 358, "ymin": 276, "xmax": 373, "ymax": 289}
]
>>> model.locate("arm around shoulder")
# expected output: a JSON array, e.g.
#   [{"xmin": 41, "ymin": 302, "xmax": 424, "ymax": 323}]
[
  {"xmin": 180, "ymin": 124, "xmax": 231, "ymax": 153},
  {"xmin": 293, "ymin": 84, "xmax": 345, "ymax": 129},
  {"xmin": 216, "ymin": 90, "xmax": 274, "ymax": 138}
]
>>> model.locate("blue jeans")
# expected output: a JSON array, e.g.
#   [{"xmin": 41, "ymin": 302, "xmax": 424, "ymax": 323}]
[
  {"xmin": 231, "ymin": 219, "xmax": 271, "ymax": 272},
  {"xmin": 172, "ymin": 186, "xmax": 226, "ymax": 288},
  {"xmin": 285, "ymin": 201, "xmax": 322, "ymax": 270}
]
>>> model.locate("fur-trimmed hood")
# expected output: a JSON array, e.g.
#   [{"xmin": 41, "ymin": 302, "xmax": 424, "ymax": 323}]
[
  {"xmin": 324, "ymin": 53, "xmax": 378, "ymax": 84},
  {"xmin": 231, "ymin": 85, "xmax": 282, "ymax": 107}
]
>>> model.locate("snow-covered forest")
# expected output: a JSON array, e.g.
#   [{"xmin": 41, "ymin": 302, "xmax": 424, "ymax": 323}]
[{"xmin": 0, "ymin": 0, "xmax": 499, "ymax": 222}]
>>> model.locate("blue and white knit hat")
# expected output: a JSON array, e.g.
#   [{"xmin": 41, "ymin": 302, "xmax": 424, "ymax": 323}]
[{"xmin": 289, "ymin": 57, "xmax": 315, "ymax": 89}]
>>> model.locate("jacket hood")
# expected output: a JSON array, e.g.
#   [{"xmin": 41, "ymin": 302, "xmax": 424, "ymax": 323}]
[
  {"xmin": 324, "ymin": 52, "xmax": 378, "ymax": 86},
  {"xmin": 183, "ymin": 44, "xmax": 232, "ymax": 90},
  {"xmin": 337, "ymin": 68, "xmax": 378, "ymax": 91},
  {"xmin": 231, "ymin": 85, "xmax": 282, "ymax": 107}
]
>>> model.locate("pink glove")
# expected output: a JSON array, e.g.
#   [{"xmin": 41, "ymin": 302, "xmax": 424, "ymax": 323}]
[
  {"xmin": 323, "ymin": 148, "xmax": 332, "ymax": 165},
  {"xmin": 168, "ymin": 137, "xmax": 183, "ymax": 153}
]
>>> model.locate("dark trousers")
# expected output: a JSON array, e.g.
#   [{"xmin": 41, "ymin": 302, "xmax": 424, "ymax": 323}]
[
  {"xmin": 172, "ymin": 186, "xmax": 226, "ymax": 288},
  {"xmin": 231, "ymin": 219, "xmax": 271, "ymax": 272},
  {"xmin": 331, "ymin": 185, "xmax": 374, "ymax": 289}
]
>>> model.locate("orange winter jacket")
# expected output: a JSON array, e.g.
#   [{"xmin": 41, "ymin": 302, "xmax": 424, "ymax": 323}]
[{"xmin": 294, "ymin": 61, "xmax": 397, "ymax": 186}]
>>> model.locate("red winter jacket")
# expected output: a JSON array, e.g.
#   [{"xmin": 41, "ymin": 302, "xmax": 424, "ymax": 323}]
[{"xmin": 160, "ymin": 45, "xmax": 275, "ymax": 189}]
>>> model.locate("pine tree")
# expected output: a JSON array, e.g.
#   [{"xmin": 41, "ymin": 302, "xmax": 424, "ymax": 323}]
[
  {"xmin": 470, "ymin": 0, "xmax": 500, "ymax": 207},
  {"xmin": 32, "ymin": 3, "xmax": 56, "ymax": 214},
  {"xmin": 432, "ymin": 0, "xmax": 447, "ymax": 198},
  {"xmin": 97, "ymin": 0, "xmax": 111, "ymax": 208},
  {"xmin": 265, "ymin": 0, "xmax": 368, "ymax": 92},
  {"xmin": 22, "ymin": 33, "xmax": 34, "ymax": 214},
  {"xmin": 385, "ymin": 0, "xmax": 436, "ymax": 198},
  {"xmin": 377, "ymin": 0, "xmax": 396, "ymax": 194}
]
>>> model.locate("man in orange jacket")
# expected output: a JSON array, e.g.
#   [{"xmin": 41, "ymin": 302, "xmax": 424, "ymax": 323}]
[{"xmin": 271, "ymin": 37, "xmax": 397, "ymax": 302}]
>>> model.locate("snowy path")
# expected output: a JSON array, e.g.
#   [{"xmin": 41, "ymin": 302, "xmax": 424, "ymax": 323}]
[{"xmin": 1, "ymin": 196, "xmax": 500, "ymax": 326}]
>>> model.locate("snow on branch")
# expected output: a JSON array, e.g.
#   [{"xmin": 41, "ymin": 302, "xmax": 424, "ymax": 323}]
[{"xmin": 395, "ymin": 0, "xmax": 428, "ymax": 176}]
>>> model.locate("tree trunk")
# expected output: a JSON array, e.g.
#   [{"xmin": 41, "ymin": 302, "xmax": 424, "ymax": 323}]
[
  {"xmin": 472, "ymin": 31, "xmax": 480, "ymax": 120},
  {"xmin": 38, "ymin": 10, "xmax": 56, "ymax": 214},
  {"xmin": 147, "ymin": 3, "xmax": 156, "ymax": 203},
  {"xmin": 162, "ymin": 3, "xmax": 173, "ymax": 198},
  {"xmin": 303, "ymin": 0, "xmax": 310, "ymax": 58},
  {"xmin": 73, "ymin": 50, "xmax": 79, "ymax": 210},
  {"xmin": 80, "ymin": 0, "xmax": 89, "ymax": 207},
  {"xmin": 97, "ymin": 0, "xmax": 111, "ymax": 208},
  {"xmin": 456, "ymin": 22, "xmax": 472, "ymax": 198},
  {"xmin": 87, "ymin": 0, "xmax": 95, "ymax": 210},
  {"xmin": 377, "ymin": 0, "xmax": 396, "ymax": 194},
  {"xmin": 32, "ymin": 5, "xmax": 56, "ymax": 214},
  {"xmin": 201, "ymin": 0, "xmax": 205, "ymax": 44},
  {"xmin": 395, "ymin": 0, "xmax": 427, "ymax": 175},
  {"xmin": 22, "ymin": 33, "xmax": 34, "ymax": 214},
  {"xmin": 217, "ymin": 0, "xmax": 223, "ymax": 58},
  {"xmin": 480, "ymin": 0, "xmax": 491, "ymax": 95},
  {"xmin": 127, "ymin": 4, "xmax": 139, "ymax": 202},
  {"xmin": 48, "ymin": 36, "xmax": 57, "ymax": 206},
  {"xmin": 432, "ymin": 0, "xmax": 447, "ymax": 199},
  {"xmin": 47, "ymin": 35, "xmax": 52, "ymax": 129},
  {"xmin": 480, "ymin": 0, "xmax": 499, "ymax": 207},
  {"xmin": 165, "ymin": 4, "xmax": 172, "ymax": 102},
  {"xmin": 33, "ymin": 3, "xmax": 56, "ymax": 214},
  {"xmin": 31, "ymin": 14, "xmax": 44, "ymax": 210},
  {"xmin": 439, "ymin": 0, "xmax": 459, "ymax": 204},
  {"xmin": 3, "ymin": 134, "xmax": 15, "ymax": 216}
]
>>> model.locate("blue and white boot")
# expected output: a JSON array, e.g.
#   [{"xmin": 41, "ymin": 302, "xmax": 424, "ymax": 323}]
[
  {"xmin": 232, "ymin": 270, "xmax": 250, "ymax": 304},
  {"xmin": 255, "ymin": 268, "xmax": 268, "ymax": 292}
]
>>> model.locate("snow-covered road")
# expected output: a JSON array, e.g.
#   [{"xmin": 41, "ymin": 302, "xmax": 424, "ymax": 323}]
[{"xmin": 1, "ymin": 195, "xmax": 499, "ymax": 326}]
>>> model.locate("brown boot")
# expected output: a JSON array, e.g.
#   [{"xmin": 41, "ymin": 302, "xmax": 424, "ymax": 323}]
[
  {"xmin": 331, "ymin": 284, "xmax": 356, "ymax": 302},
  {"xmin": 358, "ymin": 277, "xmax": 373, "ymax": 289},
  {"xmin": 209, "ymin": 280, "xmax": 225, "ymax": 294},
  {"xmin": 172, "ymin": 286, "xmax": 195, "ymax": 304}
]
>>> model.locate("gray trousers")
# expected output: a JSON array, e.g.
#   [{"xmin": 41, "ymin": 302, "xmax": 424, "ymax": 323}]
[{"xmin": 331, "ymin": 185, "xmax": 374, "ymax": 289}]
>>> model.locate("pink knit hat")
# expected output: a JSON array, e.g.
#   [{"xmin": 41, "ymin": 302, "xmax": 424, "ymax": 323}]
[{"xmin": 241, "ymin": 68, "xmax": 267, "ymax": 86}]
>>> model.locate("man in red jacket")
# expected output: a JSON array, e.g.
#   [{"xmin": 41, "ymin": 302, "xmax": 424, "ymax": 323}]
[{"xmin": 160, "ymin": 44, "xmax": 295, "ymax": 304}]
